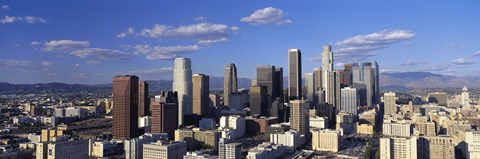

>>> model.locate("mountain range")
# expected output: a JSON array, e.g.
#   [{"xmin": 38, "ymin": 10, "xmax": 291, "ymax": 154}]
[{"xmin": 1, "ymin": 72, "xmax": 480, "ymax": 94}]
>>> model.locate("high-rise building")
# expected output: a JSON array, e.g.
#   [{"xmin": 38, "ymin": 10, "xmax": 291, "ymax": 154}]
[
  {"xmin": 427, "ymin": 92, "xmax": 448, "ymax": 106},
  {"xmin": 380, "ymin": 137, "xmax": 417, "ymax": 159},
  {"xmin": 465, "ymin": 130, "xmax": 480, "ymax": 159},
  {"xmin": 326, "ymin": 71, "xmax": 337, "ymax": 107},
  {"xmin": 335, "ymin": 70, "xmax": 343, "ymax": 110},
  {"xmin": 270, "ymin": 98, "xmax": 285, "ymax": 123},
  {"xmin": 462, "ymin": 86, "xmax": 470, "ymax": 108},
  {"xmin": 192, "ymin": 74, "xmax": 210, "ymax": 117},
  {"xmin": 150, "ymin": 91, "xmax": 178, "ymax": 139},
  {"xmin": 304, "ymin": 73, "xmax": 315, "ymax": 107},
  {"xmin": 312, "ymin": 129, "xmax": 340, "ymax": 152},
  {"xmin": 218, "ymin": 138, "xmax": 230, "ymax": 159},
  {"xmin": 351, "ymin": 62, "xmax": 380, "ymax": 107},
  {"xmin": 40, "ymin": 139, "xmax": 89, "ymax": 159},
  {"xmin": 274, "ymin": 67, "xmax": 284, "ymax": 103},
  {"xmin": 257, "ymin": 66, "xmax": 276, "ymax": 102},
  {"xmin": 290, "ymin": 100, "xmax": 309, "ymax": 136},
  {"xmin": 384, "ymin": 92, "xmax": 396, "ymax": 115},
  {"xmin": 143, "ymin": 141, "xmax": 187, "ymax": 159},
  {"xmin": 321, "ymin": 45, "xmax": 334, "ymax": 89},
  {"xmin": 313, "ymin": 67, "xmax": 322, "ymax": 104},
  {"xmin": 138, "ymin": 80, "xmax": 149, "ymax": 116},
  {"xmin": 340, "ymin": 87, "xmax": 357, "ymax": 115},
  {"xmin": 173, "ymin": 58, "xmax": 193, "ymax": 126},
  {"xmin": 225, "ymin": 142, "xmax": 242, "ymax": 159},
  {"xmin": 209, "ymin": 93, "xmax": 220, "ymax": 107},
  {"xmin": 250, "ymin": 84, "xmax": 268, "ymax": 116},
  {"xmin": 418, "ymin": 136, "xmax": 455, "ymax": 159},
  {"xmin": 342, "ymin": 64, "xmax": 352, "ymax": 87},
  {"xmin": 113, "ymin": 75, "xmax": 139, "ymax": 139},
  {"xmin": 270, "ymin": 130, "xmax": 302, "ymax": 150},
  {"xmin": 288, "ymin": 49, "xmax": 302, "ymax": 100},
  {"xmin": 382, "ymin": 123, "xmax": 412, "ymax": 137},
  {"xmin": 224, "ymin": 63, "xmax": 238, "ymax": 107}
]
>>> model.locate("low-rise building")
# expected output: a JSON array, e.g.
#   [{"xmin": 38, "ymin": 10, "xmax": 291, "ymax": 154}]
[
  {"xmin": 311, "ymin": 129, "xmax": 340, "ymax": 152},
  {"xmin": 143, "ymin": 140, "xmax": 187, "ymax": 159}
]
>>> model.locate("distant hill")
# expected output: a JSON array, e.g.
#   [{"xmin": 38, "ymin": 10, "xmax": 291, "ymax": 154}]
[
  {"xmin": 2, "ymin": 72, "xmax": 479, "ymax": 95},
  {"xmin": 380, "ymin": 72, "xmax": 480, "ymax": 89}
]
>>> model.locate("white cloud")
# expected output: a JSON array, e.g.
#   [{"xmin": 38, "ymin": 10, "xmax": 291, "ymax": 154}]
[
  {"xmin": 42, "ymin": 40, "xmax": 90, "ymax": 52},
  {"xmin": 74, "ymin": 63, "xmax": 81, "ymax": 67},
  {"xmin": 452, "ymin": 58, "xmax": 475, "ymax": 66},
  {"xmin": 240, "ymin": 7, "xmax": 293, "ymax": 25},
  {"xmin": 336, "ymin": 29, "xmax": 415, "ymax": 46},
  {"xmin": 30, "ymin": 41, "xmax": 41, "ymax": 45},
  {"xmin": 198, "ymin": 37, "xmax": 228, "ymax": 44},
  {"xmin": 86, "ymin": 60, "xmax": 101, "ymax": 65},
  {"xmin": 70, "ymin": 48, "xmax": 133, "ymax": 60},
  {"xmin": 417, "ymin": 64, "xmax": 450, "ymax": 72},
  {"xmin": 473, "ymin": 51, "xmax": 480, "ymax": 56},
  {"xmin": 133, "ymin": 44, "xmax": 200, "ymax": 60},
  {"xmin": 1, "ymin": 5, "xmax": 9, "ymax": 11},
  {"xmin": 116, "ymin": 27, "xmax": 135, "ymax": 39},
  {"xmin": 401, "ymin": 60, "xmax": 427, "ymax": 66},
  {"xmin": 137, "ymin": 23, "xmax": 239, "ymax": 43},
  {"xmin": 332, "ymin": 29, "xmax": 415, "ymax": 63},
  {"xmin": 0, "ymin": 59, "xmax": 51, "ymax": 71},
  {"xmin": 40, "ymin": 60, "xmax": 54, "ymax": 67},
  {"xmin": 194, "ymin": 16, "xmax": 207, "ymax": 21},
  {"xmin": 446, "ymin": 44, "xmax": 464, "ymax": 50},
  {"xmin": 0, "ymin": 15, "xmax": 47, "ymax": 24}
]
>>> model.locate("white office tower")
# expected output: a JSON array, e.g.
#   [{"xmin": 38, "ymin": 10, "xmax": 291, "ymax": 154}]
[
  {"xmin": 466, "ymin": 130, "xmax": 480, "ymax": 159},
  {"xmin": 218, "ymin": 115, "xmax": 245, "ymax": 139},
  {"xmin": 462, "ymin": 86, "xmax": 470, "ymax": 108},
  {"xmin": 143, "ymin": 140, "xmax": 187, "ymax": 159},
  {"xmin": 225, "ymin": 142, "xmax": 242, "ymax": 159},
  {"xmin": 321, "ymin": 45, "xmax": 333, "ymax": 90},
  {"xmin": 269, "ymin": 130, "xmax": 302, "ymax": 151},
  {"xmin": 173, "ymin": 57, "xmax": 193, "ymax": 126},
  {"xmin": 125, "ymin": 133, "xmax": 167, "ymax": 159},
  {"xmin": 380, "ymin": 137, "xmax": 417, "ymax": 159},
  {"xmin": 382, "ymin": 123, "xmax": 412, "ymax": 137},
  {"xmin": 246, "ymin": 142, "xmax": 286, "ymax": 159},
  {"xmin": 340, "ymin": 87, "xmax": 358, "ymax": 115}
]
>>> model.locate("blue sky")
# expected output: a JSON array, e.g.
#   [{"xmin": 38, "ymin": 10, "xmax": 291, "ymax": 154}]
[{"xmin": 1, "ymin": 0, "xmax": 479, "ymax": 84}]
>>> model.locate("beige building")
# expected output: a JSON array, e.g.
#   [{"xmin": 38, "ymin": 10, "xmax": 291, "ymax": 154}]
[
  {"xmin": 41, "ymin": 129, "xmax": 64, "ymax": 142},
  {"xmin": 311, "ymin": 129, "xmax": 340, "ymax": 152},
  {"xmin": 290, "ymin": 100, "xmax": 309, "ymax": 136},
  {"xmin": 356, "ymin": 123, "xmax": 374, "ymax": 135},
  {"xmin": 192, "ymin": 74, "xmax": 210, "ymax": 116},
  {"xmin": 418, "ymin": 136, "xmax": 455, "ymax": 159},
  {"xmin": 143, "ymin": 141, "xmax": 187, "ymax": 159},
  {"xmin": 414, "ymin": 122, "xmax": 436, "ymax": 136},
  {"xmin": 384, "ymin": 92, "xmax": 396, "ymax": 115},
  {"xmin": 382, "ymin": 123, "xmax": 411, "ymax": 137},
  {"xmin": 36, "ymin": 139, "xmax": 89, "ymax": 159},
  {"xmin": 466, "ymin": 130, "xmax": 480, "ymax": 159},
  {"xmin": 174, "ymin": 128, "xmax": 219, "ymax": 151},
  {"xmin": 380, "ymin": 137, "xmax": 417, "ymax": 159}
]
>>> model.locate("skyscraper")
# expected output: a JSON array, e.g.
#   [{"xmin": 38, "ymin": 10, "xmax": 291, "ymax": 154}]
[
  {"xmin": 326, "ymin": 71, "xmax": 336, "ymax": 107},
  {"xmin": 288, "ymin": 49, "xmax": 302, "ymax": 100},
  {"xmin": 173, "ymin": 58, "xmax": 193, "ymax": 126},
  {"xmin": 224, "ymin": 63, "xmax": 238, "ymax": 107},
  {"xmin": 462, "ymin": 86, "xmax": 470, "ymax": 108},
  {"xmin": 257, "ymin": 65, "xmax": 282, "ymax": 104},
  {"xmin": 249, "ymin": 84, "xmax": 268, "ymax": 116},
  {"xmin": 380, "ymin": 137, "xmax": 417, "ymax": 159},
  {"xmin": 151, "ymin": 91, "xmax": 178, "ymax": 139},
  {"xmin": 138, "ymin": 80, "xmax": 149, "ymax": 116},
  {"xmin": 340, "ymin": 87, "xmax": 357, "ymax": 115},
  {"xmin": 351, "ymin": 62, "xmax": 380, "ymax": 107},
  {"xmin": 384, "ymin": 92, "xmax": 396, "ymax": 115},
  {"xmin": 192, "ymin": 74, "xmax": 210, "ymax": 117},
  {"xmin": 342, "ymin": 64, "xmax": 353, "ymax": 87},
  {"xmin": 304, "ymin": 73, "xmax": 315, "ymax": 107},
  {"xmin": 274, "ymin": 67, "xmax": 284, "ymax": 103},
  {"xmin": 113, "ymin": 75, "xmax": 139, "ymax": 139},
  {"xmin": 322, "ymin": 45, "xmax": 333, "ymax": 91},
  {"xmin": 290, "ymin": 100, "xmax": 309, "ymax": 136},
  {"xmin": 313, "ymin": 67, "xmax": 322, "ymax": 104}
]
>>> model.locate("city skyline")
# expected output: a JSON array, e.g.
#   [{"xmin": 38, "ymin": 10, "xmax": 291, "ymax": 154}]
[{"xmin": 1, "ymin": 1, "xmax": 480, "ymax": 85}]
